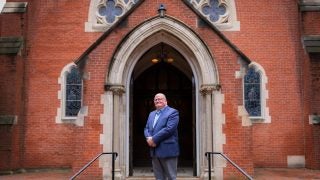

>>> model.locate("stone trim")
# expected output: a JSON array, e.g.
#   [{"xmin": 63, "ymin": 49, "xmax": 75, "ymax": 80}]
[
  {"xmin": 303, "ymin": 35, "xmax": 320, "ymax": 53},
  {"xmin": 188, "ymin": 0, "xmax": 240, "ymax": 31},
  {"xmin": 0, "ymin": 37, "xmax": 23, "ymax": 55},
  {"xmin": 238, "ymin": 106, "xmax": 252, "ymax": 127},
  {"xmin": 309, "ymin": 114, "xmax": 320, "ymax": 125},
  {"xmin": 287, "ymin": 155, "xmax": 305, "ymax": 168},
  {"xmin": 237, "ymin": 61, "xmax": 271, "ymax": 124},
  {"xmin": 200, "ymin": 84, "xmax": 221, "ymax": 96},
  {"xmin": 105, "ymin": 84, "xmax": 125, "ymax": 95},
  {"xmin": 0, "ymin": 115, "xmax": 17, "ymax": 125},
  {"xmin": 1, "ymin": 2, "xmax": 28, "ymax": 13},
  {"xmin": 299, "ymin": 0, "xmax": 320, "ymax": 11},
  {"xmin": 56, "ymin": 63, "xmax": 86, "ymax": 126},
  {"xmin": 100, "ymin": 91, "xmax": 115, "ymax": 179},
  {"xmin": 85, "ymin": 0, "xmax": 141, "ymax": 32}
]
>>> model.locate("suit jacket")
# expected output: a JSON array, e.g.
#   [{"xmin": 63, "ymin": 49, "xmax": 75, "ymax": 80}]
[{"xmin": 144, "ymin": 106, "xmax": 180, "ymax": 158}]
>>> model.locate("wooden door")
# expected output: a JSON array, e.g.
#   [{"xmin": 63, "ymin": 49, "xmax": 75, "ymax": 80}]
[{"xmin": 131, "ymin": 62, "xmax": 194, "ymax": 170}]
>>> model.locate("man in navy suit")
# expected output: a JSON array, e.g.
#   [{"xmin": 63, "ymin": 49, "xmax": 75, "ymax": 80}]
[{"xmin": 144, "ymin": 93, "xmax": 180, "ymax": 180}]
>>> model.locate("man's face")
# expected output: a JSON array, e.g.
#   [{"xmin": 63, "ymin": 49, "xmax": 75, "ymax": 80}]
[{"xmin": 154, "ymin": 94, "xmax": 167, "ymax": 110}]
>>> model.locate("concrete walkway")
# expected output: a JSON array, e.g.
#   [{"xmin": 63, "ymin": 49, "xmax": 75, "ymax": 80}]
[
  {"xmin": 0, "ymin": 168, "xmax": 319, "ymax": 179},
  {"xmin": 254, "ymin": 168, "xmax": 320, "ymax": 180}
]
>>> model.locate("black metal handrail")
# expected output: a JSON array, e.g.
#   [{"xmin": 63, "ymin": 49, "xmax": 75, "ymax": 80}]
[
  {"xmin": 205, "ymin": 152, "xmax": 253, "ymax": 180},
  {"xmin": 70, "ymin": 152, "xmax": 118, "ymax": 180}
]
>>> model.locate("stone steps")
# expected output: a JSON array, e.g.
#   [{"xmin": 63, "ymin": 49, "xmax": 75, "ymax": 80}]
[
  {"xmin": 128, "ymin": 167, "xmax": 198, "ymax": 179},
  {"xmin": 126, "ymin": 177, "xmax": 199, "ymax": 180}
]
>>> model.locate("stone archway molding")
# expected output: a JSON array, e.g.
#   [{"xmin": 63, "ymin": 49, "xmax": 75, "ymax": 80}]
[
  {"xmin": 101, "ymin": 16, "xmax": 225, "ymax": 179},
  {"xmin": 106, "ymin": 16, "xmax": 219, "ymax": 85}
]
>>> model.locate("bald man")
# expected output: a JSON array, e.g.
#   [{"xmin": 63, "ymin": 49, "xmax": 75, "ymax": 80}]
[{"xmin": 144, "ymin": 93, "xmax": 180, "ymax": 180}]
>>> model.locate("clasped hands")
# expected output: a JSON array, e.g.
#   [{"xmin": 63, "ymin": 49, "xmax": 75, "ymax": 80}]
[{"xmin": 146, "ymin": 137, "xmax": 156, "ymax": 147}]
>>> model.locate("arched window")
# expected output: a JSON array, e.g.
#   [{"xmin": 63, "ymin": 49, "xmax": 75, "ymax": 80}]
[
  {"xmin": 64, "ymin": 67, "xmax": 82, "ymax": 117},
  {"xmin": 56, "ymin": 64, "xmax": 84, "ymax": 124},
  {"xmin": 244, "ymin": 67, "xmax": 261, "ymax": 117},
  {"xmin": 243, "ymin": 63, "xmax": 270, "ymax": 123}
]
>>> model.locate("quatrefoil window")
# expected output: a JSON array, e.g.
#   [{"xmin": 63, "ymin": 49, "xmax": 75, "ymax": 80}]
[
  {"xmin": 98, "ymin": 0, "xmax": 123, "ymax": 24},
  {"xmin": 202, "ymin": 0, "xmax": 226, "ymax": 22},
  {"xmin": 87, "ymin": 0, "xmax": 238, "ymax": 32},
  {"xmin": 124, "ymin": 0, "xmax": 140, "ymax": 3}
]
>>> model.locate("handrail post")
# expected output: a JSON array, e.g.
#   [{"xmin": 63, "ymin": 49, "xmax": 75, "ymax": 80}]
[
  {"xmin": 112, "ymin": 152, "xmax": 116, "ymax": 180},
  {"xmin": 69, "ymin": 152, "xmax": 118, "ymax": 180},
  {"xmin": 206, "ymin": 152, "xmax": 212, "ymax": 180},
  {"xmin": 219, "ymin": 153, "xmax": 253, "ymax": 180},
  {"xmin": 205, "ymin": 152, "xmax": 253, "ymax": 180}
]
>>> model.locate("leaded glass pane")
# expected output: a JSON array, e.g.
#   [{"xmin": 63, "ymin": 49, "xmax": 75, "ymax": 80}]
[
  {"xmin": 67, "ymin": 68, "xmax": 82, "ymax": 84},
  {"xmin": 66, "ymin": 85, "xmax": 82, "ymax": 100},
  {"xmin": 66, "ymin": 101, "xmax": 81, "ymax": 116},
  {"xmin": 98, "ymin": 0, "xmax": 123, "ymax": 24},
  {"xmin": 65, "ymin": 67, "xmax": 82, "ymax": 117},
  {"xmin": 124, "ymin": 0, "xmax": 140, "ymax": 3},
  {"xmin": 244, "ymin": 68, "xmax": 261, "ymax": 117},
  {"xmin": 201, "ymin": 0, "xmax": 226, "ymax": 22}
]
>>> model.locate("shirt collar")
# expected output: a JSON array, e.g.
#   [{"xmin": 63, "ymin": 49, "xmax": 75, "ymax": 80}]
[{"xmin": 156, "ymin": 105, "xmax": 167, "ymax": 113}]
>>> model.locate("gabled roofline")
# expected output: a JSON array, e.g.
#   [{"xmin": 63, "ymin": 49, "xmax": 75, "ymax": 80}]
[
  {"xmin": 74, "ymin": 0, "xmax": 145, "ymax": 66},
  {"xmin": 182, "ymin": 0, "xmax": 251, "ymax": 64},
  {"xmin": 75, "ymin": 0, "xmax": 251, "ymax": 66}
]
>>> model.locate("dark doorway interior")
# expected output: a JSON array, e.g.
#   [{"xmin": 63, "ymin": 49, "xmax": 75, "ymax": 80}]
[{"xmin": 130, "ymin": 59, "xmax": 195, "ymax": 175}]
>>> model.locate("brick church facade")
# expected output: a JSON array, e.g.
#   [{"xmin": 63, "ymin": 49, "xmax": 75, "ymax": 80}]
[{"xmin": 0, "ymin": 0, "xmax": 319, "ymax": 179}]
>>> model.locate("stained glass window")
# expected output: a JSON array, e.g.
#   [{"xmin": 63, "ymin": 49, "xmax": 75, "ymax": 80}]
[
  {"xmin": 124, "ymin": 0, "xmax": 140, "ymax": 3},
  {"xmin": 202, "ymin": 0, "xmax": 226, "ymax": 22},
  {"xmin": 98, "ymin": 0, "xmax": 123, "ymax": 24},
  {"xmin": 244, "ymin": 68, "xmax": 261, "ymax": 117},
  {"xmin": 65, "ymin": 67, "xmax": 82, "ymax": 117}
]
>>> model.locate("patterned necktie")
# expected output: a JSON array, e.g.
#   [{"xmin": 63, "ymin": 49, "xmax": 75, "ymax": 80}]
[{"xmin": 153, "ymin": 111, "xmax": 161, "ymax": 128}]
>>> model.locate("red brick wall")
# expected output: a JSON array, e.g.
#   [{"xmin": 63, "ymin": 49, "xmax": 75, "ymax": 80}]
[
  {"xmin": 226, "ymin": 1, "xmax": 305, "ymax": 168},
  {"xmin": 301, "ymin": 6, "xmax": 320, "ymax": 170},
  {"xmin": 307, "ymin": 54, "xmax": 320, "ymax": 169},
  {"xmin": 0, "ymin": 125, "xmax": 12, "ymax": 170},
  {"xmin": 311, "ymin": 54, "xmax": 320, "ymax": 113},
  {"xmin": 19, "ymin": 0, "xmax": 100, "ymax": 169},
  {"xmin": 0, "ymin": 0, "xmax": 28, "ymax": 170},
  {"xmin": 302, "ymin": 12, "xmax": 320, "ymax": 35},
  {"xmin": 0, "ymin": 57, "xmax": 17, "ymax": 114},
  {"xmin": 0, "ymin": 54, "xmax": 26, "ymax": 170}
]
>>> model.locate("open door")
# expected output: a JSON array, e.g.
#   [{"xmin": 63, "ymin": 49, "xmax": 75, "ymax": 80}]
[{"xmin": 130, "ymin": 59, "xmax": 196, "ymax": 176}]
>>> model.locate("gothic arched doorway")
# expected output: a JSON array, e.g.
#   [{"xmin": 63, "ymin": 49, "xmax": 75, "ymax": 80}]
[
  {"xmin": 103, "ymin": 17, "xmax": 223, "ymax": 179},
  {"xmin": 129, "ymin": 43, "xmax": 196, "ymax": 176}
]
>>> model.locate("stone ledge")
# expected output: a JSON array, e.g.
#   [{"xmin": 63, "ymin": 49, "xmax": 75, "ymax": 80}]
[
  {"xmin": 0, "ymin": 115, "xmax": 15, "ymax": 125},
  {"xmin": 303, "ymin": 35, "xmax": 320, "ymax": 53},
  {"xmin": 0, "ymin": 168, "xmax": 71, "ymax": 176},
  {"xmin": 0, "ymin": 37, "xmax": 23, "ymax": 55},
  {"xmin": 1, "ymin": 2, "xmax": 28, "ymax": 13},
  {"xmin": 299, "ymin": 1, "xmax": 320, "ymax": 11}
]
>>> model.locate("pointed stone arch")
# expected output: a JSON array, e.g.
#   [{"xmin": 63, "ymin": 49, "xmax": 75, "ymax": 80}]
[{"xmin": 100, "ymin": 17, "xmax": 226, "ymax": 179}]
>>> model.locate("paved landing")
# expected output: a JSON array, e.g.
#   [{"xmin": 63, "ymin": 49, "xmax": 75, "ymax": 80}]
[{"xmin": 0, "ymin": 168, "xmax": 320, "ymax": 179}]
